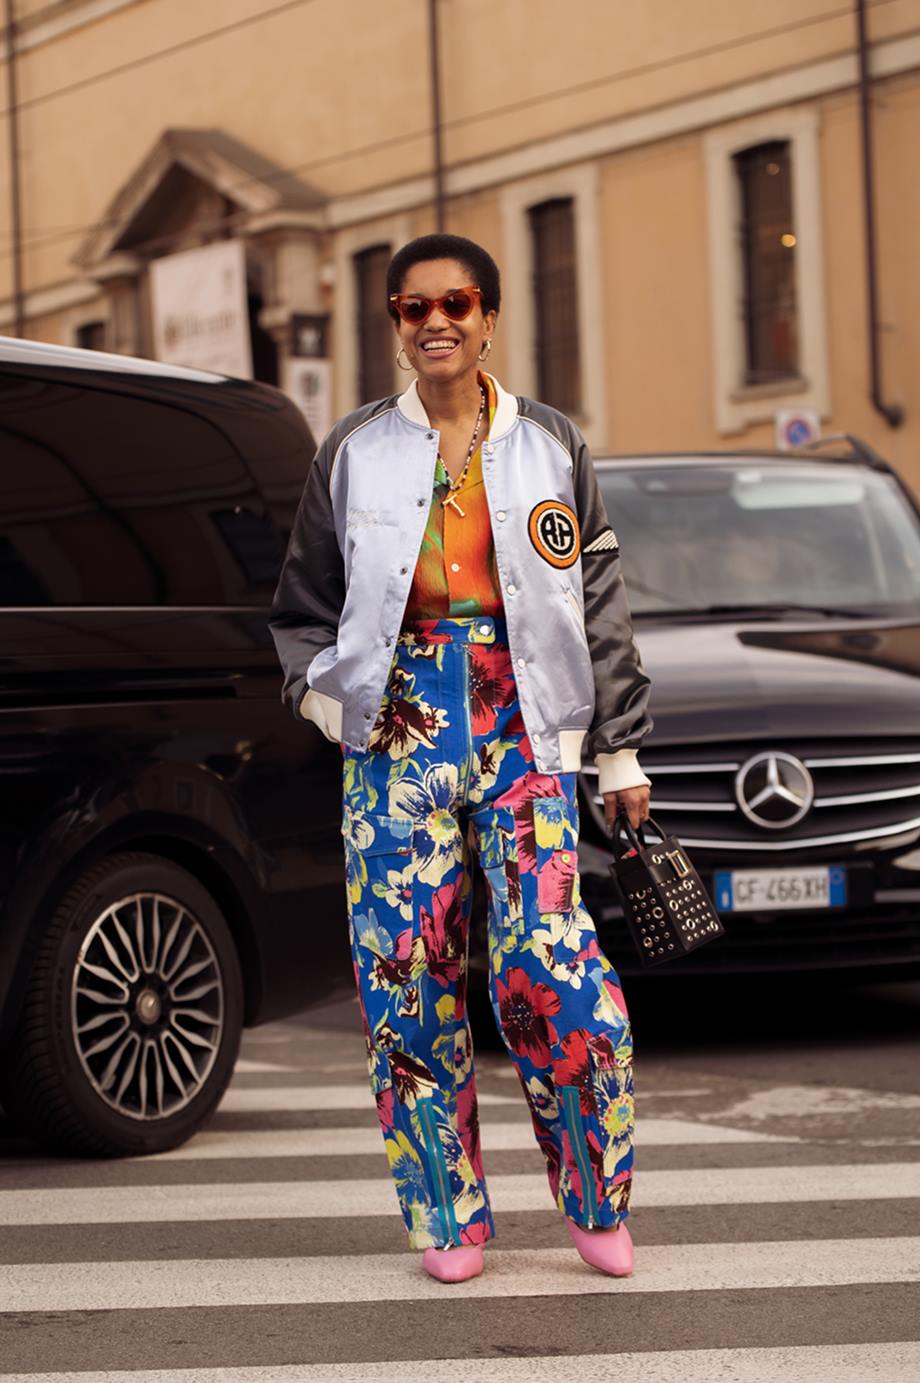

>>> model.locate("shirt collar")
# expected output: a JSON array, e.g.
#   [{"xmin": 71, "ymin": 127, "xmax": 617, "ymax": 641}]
[{"xmin": 397, "ymin": 371, "xmax": 519, "ymax": 440}]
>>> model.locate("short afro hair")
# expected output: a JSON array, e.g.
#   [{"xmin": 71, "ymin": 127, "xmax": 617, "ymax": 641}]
[{"xmin": 386, "ymin": 234, "xmax": 501, "ymax": 322}]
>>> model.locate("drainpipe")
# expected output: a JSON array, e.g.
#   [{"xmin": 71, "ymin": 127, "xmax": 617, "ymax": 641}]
[
  {"xmin": 855, "ymin": 0, "xmax": 903, "ymax": 426},
  {"xmin": 428, "ymin": 0, "xmax": 445, "ymax": 231},
  {"xmin": 4, "ymin": 0, "xmax": 25, "ymax": 338}
]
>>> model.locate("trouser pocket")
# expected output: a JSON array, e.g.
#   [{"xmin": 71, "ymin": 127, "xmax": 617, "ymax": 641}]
[
  {"xmin": 342, "ymin": 807, "xmax": 425, "ymax": 1025},
  {"xmin": 485, "ymin": 781, "xmax": 585, "ymax": 966},
  {"xmin": 470, "ymin": 805, "xmax": 524, "ymax": 976},
  {"xmin": 532, "ymin": 795, "xmax": 578, "ymax": 915}
]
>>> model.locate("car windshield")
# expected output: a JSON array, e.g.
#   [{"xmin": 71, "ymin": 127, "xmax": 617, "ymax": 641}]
[{"xmin": 596, "ymin": 460, "xmax": 920, "ymax": 618}]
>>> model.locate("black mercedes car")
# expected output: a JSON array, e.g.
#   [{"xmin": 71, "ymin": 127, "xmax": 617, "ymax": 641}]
[
  {"xmin": 0, "ymin": 336, "xmax": 349, "ymax": 1157},
  {"xmin": 573, "ymin": 440, "xmax": 920, "ymax": 979}
]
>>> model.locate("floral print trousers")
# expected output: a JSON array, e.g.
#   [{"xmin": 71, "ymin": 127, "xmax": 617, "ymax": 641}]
[{"xmin": 340, "ymin": 614, "xmax": 634, "ymax": 1249}]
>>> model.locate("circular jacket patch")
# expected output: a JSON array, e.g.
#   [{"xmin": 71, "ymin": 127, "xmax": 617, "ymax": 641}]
[{"xmin": 527, "ymin": 500, "xmax": 581, "ymax": 568}]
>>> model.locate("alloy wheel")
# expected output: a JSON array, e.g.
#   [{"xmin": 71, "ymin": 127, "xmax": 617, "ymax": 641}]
[{"xmin": 70, "ymin": 892, "xmax": 224, "ymax": 1121}]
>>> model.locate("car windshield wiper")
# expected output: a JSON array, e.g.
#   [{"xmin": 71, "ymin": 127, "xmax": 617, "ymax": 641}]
[{"xmin": 635, "ymin": 601, "xmax": 878, "ymax": 621}]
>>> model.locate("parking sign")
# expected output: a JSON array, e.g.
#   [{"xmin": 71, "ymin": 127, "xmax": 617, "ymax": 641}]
[{"xmin": 775, "ymin": 408, "xmax": 820, "ymax": 451}]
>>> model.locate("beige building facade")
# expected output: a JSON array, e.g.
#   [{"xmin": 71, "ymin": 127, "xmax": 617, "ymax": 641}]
[{"xmin": 2, "ymin": 0, "xmax": 919, "ymax": 484}]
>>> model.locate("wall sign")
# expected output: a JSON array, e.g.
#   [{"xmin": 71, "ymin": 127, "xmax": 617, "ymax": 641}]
[
  {"xmin": 285, "ymin": 357, "xmax": 333, "ymax": 444},
  {"xmin": 775, "ymin": 408, "xmax": 820, "ymax": 451},
  {"xmin": 150, "ymin": 239, "xmax": 253, "ymax": 379}
]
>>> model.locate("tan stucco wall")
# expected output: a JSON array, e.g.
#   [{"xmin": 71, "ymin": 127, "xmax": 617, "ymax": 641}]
[
  {"xmin": 5, "ymin": 0, "xmax": 919, "ymax": 293},
  {"xmin": 582, "ymin": 68, "xmax": 919, "ymax": 483},
  {"xmin": 805, "ymin": 73, "xmax": 919, "ymax": 486},
  {"xmin": 2, "ymin": 0, "xmax": 920, "ymax": 487},
  {"xmin": 437, "ymin": 0, "xmax": 919, "ymax": 167},
  {"xmin": 598, "ymin": 133, "xmax": 714, "ymax": 452}
]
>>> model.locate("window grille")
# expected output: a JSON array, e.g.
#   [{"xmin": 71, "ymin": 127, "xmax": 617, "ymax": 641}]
[
  {"xmin": 529, "ymin": 198, "xmax": 582, "ymax": 415},
  {"xmin": 354, "ymin": 244, "xmax": 394, "ymax": 403},
  {"xmin": 734, "ymin": 141, "xmax": 799, "ymax": 383}
]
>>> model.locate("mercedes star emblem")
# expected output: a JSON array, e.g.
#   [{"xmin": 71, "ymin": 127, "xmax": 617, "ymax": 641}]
[{"xmin": 735, "ymin": 751, "xmax": 815, "ymax": 830}]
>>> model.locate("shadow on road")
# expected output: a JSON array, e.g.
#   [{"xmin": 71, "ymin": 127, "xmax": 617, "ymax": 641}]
[{"xmin": 625, "ymin": 974, "xmax": 920, "ymax": 1049}]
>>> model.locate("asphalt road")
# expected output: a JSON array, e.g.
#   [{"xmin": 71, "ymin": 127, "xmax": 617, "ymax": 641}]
[{"xmin": 1, "ymin": 973, "xmax": 919, "ymax": 1381}]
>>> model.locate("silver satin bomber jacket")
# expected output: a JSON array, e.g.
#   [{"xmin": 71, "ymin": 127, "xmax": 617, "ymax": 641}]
[{"xmin": 268, "ymin": 373, "xmax": 653, "ymax": 793}]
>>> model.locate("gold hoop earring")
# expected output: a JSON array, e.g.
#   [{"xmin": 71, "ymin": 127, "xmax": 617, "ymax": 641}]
[
  {"xmin": 396, "ymin": 346, "xmax": 414, "ymax": 372},
  {"xmin": 478, "ymin": 339, "xmax": 493, "ymax": 361}
]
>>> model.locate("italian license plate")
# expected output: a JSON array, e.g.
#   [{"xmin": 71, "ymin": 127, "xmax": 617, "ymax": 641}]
[{"xmin": 714, "ymin": 866, "xmax": 847, "ymax": 913}]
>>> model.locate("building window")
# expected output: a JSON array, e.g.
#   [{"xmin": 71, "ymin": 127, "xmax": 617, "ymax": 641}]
[
  {"xmin": 734, "ymin": 141, "xmax": 799, "ymax": 384},
  {"xmin": 500, "ymin": 167, "xmax": 604, "ymax": 445},
  {"xmin": 702, "ymin": 107, "xmax": 824, "ymax": 428},
  {"xmin": 76, "ymin": 320, "xmax": 107, "ymax": 352},
  {"xmin": 529, "ymin": 198, "xmax": 582, "ymax": 416},
  {"xmin": 247, "ymin": 286, "xmax": 279, "ymax": 387},
  {"xmin": 354, "ymin": 244, "xmax": 393, "ymax": 404}
]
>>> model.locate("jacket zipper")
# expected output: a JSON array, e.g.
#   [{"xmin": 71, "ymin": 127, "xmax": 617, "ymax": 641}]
[
  {"xmin": 561, "ymin": 1085, "xmax": 600, "ymax": 1226},
  {"xmin": 419, "ymin": 1098, "xmax": 460, "ymax": 1244}
]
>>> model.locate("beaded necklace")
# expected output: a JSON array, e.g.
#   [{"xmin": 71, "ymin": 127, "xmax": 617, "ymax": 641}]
[{"xmin": 440, "ymin": 384, "xmax": 487, "ymax": 518}]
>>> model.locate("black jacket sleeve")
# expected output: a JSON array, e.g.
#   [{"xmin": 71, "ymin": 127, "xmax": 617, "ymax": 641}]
[
  {"xmin": 268, "ymin": 436, "xmax": 345, "ymax": 720},
  {"xmin": 569, "ymin": 423, "xmax": 653, "ymax": 758}
]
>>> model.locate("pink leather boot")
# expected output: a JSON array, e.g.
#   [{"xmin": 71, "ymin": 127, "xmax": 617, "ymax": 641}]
[
  {"xmin": 565, "ymin": 1219, "xmax": 634, "ymax": 1277},
  {"xmin": 421, "ymin": 1244, "xmax": 485, "ymax": 1283}
]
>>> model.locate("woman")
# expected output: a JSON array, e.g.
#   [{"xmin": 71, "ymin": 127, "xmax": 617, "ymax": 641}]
[{"xmin": 269, "ymin": 234, "xmax": 652, "ymax": 1284}]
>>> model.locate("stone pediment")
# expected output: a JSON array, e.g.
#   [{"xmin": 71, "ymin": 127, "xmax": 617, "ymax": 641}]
[{"xmin": 73, "ymin": 127, "xmax": 326, "ymax": 275}]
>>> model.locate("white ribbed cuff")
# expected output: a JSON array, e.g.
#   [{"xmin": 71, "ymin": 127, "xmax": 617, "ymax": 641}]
[{"xmin": 595, "ymin": 748, "xmax": 651, "ymax": 795}]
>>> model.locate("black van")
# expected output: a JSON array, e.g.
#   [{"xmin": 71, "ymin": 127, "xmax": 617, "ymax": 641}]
[{"xmin": 0, "ymin": 337, "xmax": 350, "ymax": 1156}]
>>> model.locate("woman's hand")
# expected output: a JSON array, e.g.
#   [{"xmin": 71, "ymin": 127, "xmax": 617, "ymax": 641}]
[{"xmin": 603, "ymin": 784, "xmax": 651, "ymax": 834}]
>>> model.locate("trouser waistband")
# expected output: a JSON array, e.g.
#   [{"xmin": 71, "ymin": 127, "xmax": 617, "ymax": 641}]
[{"xmin": 399, "ymin": 614, "xmax": 508, "ymax": 645}]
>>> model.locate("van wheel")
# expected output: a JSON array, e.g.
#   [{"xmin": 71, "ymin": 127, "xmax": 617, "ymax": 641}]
[{"xmin": 2, "ymin": 852, "xmax": 243, "ymax": 1157}]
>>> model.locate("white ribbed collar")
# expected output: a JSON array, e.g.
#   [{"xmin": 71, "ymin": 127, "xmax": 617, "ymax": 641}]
[{"xmin": 397, "ymin": 371, "xmax": 519, "ymax": 440}]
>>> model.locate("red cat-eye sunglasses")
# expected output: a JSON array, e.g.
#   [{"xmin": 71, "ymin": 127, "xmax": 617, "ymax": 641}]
[{"xmin": 389, "ymin": 286, "xmax": 483, "ymax": 327}]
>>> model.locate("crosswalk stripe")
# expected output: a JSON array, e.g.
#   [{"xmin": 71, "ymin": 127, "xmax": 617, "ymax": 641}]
[
  {"xmin": 2, "ymin": 1343, "xmax": 920, "ymax": 1383},
  {"xmin": 1, "ymin": 1163, "xmax": 917, "ymax": 1225},
  {"xmin": 714, "ymin": 1083, "xmax": 920, "ymax": 1120},
  {"xmin": 2, "ymin": 1238, "xmax": 917, "ymax": 1311},
  {"xmin": 126, "ymin": 1118, "xmax": 794, "ymax": 1162},
  {"xmin": 231, "ymin": 1060, "xmax": 299, "ymax": 1074},
  {"xmin": 218, "ymin": 1086, "xmax": 517, "ymax": 1112},
  {"xmin": 4, "ymin": 1014, "xmax": 915, "ymax": 1382}
]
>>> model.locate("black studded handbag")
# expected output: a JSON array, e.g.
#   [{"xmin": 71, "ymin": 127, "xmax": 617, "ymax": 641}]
[{"xmin": 609, "ymin": 810, "xmax": 724, "ymax": 967}]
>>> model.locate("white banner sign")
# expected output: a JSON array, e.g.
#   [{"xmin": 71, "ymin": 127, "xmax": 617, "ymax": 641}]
[
  {"xmin": 284, "ymin": 357, "xmax": 333, "ymax": 444},
  {"xmin": 150, "ymin": 239, "xmax": 253, "ymax": 379}
]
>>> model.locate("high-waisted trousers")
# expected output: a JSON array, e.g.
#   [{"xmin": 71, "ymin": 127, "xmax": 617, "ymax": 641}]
[{"xmin": 340, "ymin": 613, "xmax": 634, "ymax": 1249}]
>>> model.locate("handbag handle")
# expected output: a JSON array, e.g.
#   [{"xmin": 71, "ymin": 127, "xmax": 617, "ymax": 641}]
[{"xmin": 612, "ymin": 807, "xmax": 667, "ymax": 859}]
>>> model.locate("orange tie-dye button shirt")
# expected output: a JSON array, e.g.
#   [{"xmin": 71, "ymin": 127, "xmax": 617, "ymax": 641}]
[{"xmin": 405, "ymin": 373, "xmax": 504, "ymax": 621}]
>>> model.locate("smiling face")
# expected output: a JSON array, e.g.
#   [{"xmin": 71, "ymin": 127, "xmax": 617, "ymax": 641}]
[{"xmin": 393, "ymin": 257, "xmax": 496, "ymax": 386}]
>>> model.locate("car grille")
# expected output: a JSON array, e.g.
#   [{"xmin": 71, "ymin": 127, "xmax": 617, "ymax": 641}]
[{"xmin": 580, "ymin": 737, "xmax": 920, "ymax": 853}]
